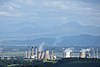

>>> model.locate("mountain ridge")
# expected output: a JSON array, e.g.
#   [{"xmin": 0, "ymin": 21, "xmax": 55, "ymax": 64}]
[
  {"xmin": 0, "ymin": 21, "xmax": 100, "ymax": 38},
  {"xmin": 1, "ymin": 34, "xmax": 100, "ymax": 46}
]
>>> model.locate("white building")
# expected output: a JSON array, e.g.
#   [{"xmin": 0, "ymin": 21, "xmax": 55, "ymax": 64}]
[{"xmin": 63, "ymin": 48, "xmax": 72, "ymax": 58}]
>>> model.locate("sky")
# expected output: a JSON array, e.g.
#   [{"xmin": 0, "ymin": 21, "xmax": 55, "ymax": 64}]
[{"xmin": 0, "ymin": 0, "xmax": 100, "ymax": 37}]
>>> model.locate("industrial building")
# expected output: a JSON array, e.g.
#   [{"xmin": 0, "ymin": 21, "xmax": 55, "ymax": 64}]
[
  {"xmin": 0, "ymin": 56, "xmax": 15, "ymax": 60},
  {"xmin": 51, "ymin": 48, "xmax": 57, "ymax": 60},
  {"xmin": 79, "ymin": 48, "xmax": 99, "ymax": 58},
  {"xmin": 25, "ymin": 46, "xmax": 57, "ymax": 60},
  {"xmin": 79, "ymin": 49, "xmax": 87, "ymax": 58},
  {"xmin": 31, "ymin": 47, "xmax": 35, "ymax": 59},
  {"xmin": 63, "ymin": 48, "xmax": 73, "ymax": 58},
  {"xmin": 25, "ymin": 46, "xmax": 99, "ymax": 60},
  {"xmin": 44, "ymin": 50, "xmax": 50, "ymax": 60}
]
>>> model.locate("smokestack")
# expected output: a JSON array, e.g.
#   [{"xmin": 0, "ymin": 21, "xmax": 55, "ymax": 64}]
[
  {"xmin": 31, "ymin": 47, "xmax": 35, "ymax": 59},
  {"xmin": 41, "ymin": 52, "xmax": 45, "ymax": 59},
  {"xmin": 28, "ymin": 46, "xmax": 31, "ymax": 59},
  {"xmin": 35, "ymin": 47, "xmax": 38, "ymax": 60},
  {"xmin": 44, "ymin": 50, "xmax": 50, "ymax": 60},
  {"xmin": 32, "ymin": 47, "xmax": 34, "ymax": 56},
  {"xmin": 38, "ymin": 52, "xmax": 42, "ymax": 60},
  {"xmin": 25, "ymin": 51, "xmax": 28, "ymax": 58}
]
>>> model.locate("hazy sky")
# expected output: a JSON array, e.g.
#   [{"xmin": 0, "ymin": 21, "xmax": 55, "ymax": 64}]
[{"xmin": 0, "ymin": 0, "xmax": 100, "ymax": 26}]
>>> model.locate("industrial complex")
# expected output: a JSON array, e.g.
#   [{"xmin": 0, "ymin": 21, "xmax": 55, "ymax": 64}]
[
  {"xmin": 0, "ymin": 46, "xmax": 99, "ymax": 61},
  {"xmin": 25, "ymin": 47, "xmax": 56, "ymax": 60},
  {"xmin": 24, "ymin": 46, "xmax": 99, "ymax": 61}
]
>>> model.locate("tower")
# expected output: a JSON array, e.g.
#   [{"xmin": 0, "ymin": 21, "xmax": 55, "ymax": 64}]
[
  {"xmin": 41, "ymin": 51, "xmax": 45, "ymax": 59},
  {"xmin": 44, "ymin": 50, "xmax": 50, "ymax": 60},
  {"xmin": 32, "ymin": 47, "xmax": 34, "ymax": 56},
  {"xmin": 31, "ymin": 47, "xmax": 35, "ymax": 59},
  {"xmin": 38, "ymin": 52, "xmax": 42, "ymax": 60},
  {"xmin": 79, "ymin": 49, "xmax": 86, "ymax": 58},
  {"xmin": 27, "ymin": 46, "xmax": 31, "ymax": 59},
  {"xmin": 91, "ymin": 48, "xmax": 96, "ymax": 58},
  {"xmin": 51, "ymin": 48, "xmax": 56, "ymax": 60},
  {"xmin": 25, "ymin": 51, "xmax": 28, "ymax": 58},
  {"xmin": 63, "ymin": 48, "xmax": 72, "ymax": 58},
  {"xmin": 35, "ymin": 47, "xmax": 38, "ymax": 60},
  {"xmin": 85, "ymin": 48, "xmax": 91, "ymax": 58}
]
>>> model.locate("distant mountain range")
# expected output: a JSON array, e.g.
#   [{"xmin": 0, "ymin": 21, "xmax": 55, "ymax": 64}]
[
  {"xmin": 41, "ymin": 21, "xmax": 100, "ymax": 37},
  {"xmin": 0, "ymin": 22, "xmax": 100, "ymax": 46},
  {"xmin": 1, "ymin": 34, "xmax": 100, "ymax": 46},
  {"xmin": 0, "ymin": 21, "xmax": 100, "ymax": 38}
]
